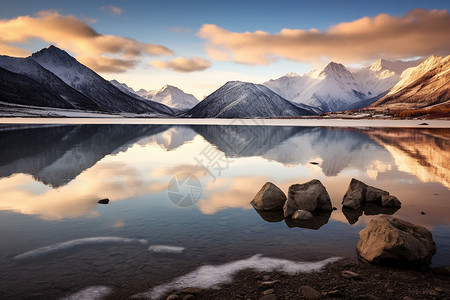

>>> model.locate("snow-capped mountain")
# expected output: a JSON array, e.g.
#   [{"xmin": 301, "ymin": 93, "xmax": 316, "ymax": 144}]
[
  {"xmin": 264, "ymin": 59, "xmax": 424, "ymax": 112},
  {"xmin": 371, "ymin": 55, "xmax": 450, "ymax": 109},
  {"xmin": 265, "ymin": 62, "xmax": 370, "ymax": 112},
  {"xmin": 29, "ymin": 46, "xmax": 173, "ymax": 115},
  {"xmin": 0, "ymin": 55, "xmax": 98, "ymax": 110},
  {"xmin": 137, "ymin": 85, "xmax": 199, "ymax": 111},
  {"xmin": 185, "ymin": 81, "xmax": 316, "ymax": 118},
  {"xmin": 354, "ymin": 58, "xmax": 423, "ymax": 99}
]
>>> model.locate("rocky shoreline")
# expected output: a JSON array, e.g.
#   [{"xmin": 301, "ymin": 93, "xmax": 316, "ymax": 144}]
[{"xmin": 160, "ymin": 258, "xmax": 450, "ymax": 300}]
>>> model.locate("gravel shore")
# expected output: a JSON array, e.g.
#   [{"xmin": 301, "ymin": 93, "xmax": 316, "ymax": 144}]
[{"xmin": 159, "ymin": 258, "xmax": 450, "ymax": 300}]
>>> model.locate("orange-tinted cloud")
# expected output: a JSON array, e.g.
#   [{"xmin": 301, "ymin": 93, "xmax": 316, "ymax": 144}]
[
  {"xmin": 198, "ymin": 9, "xmax": 450, "ymax": 65},
  {"xmin": 0, "ymin": 11, "xmax": 173, "ymax": 72},
  {"xmin": 150, "ymin": 57, "xmax": 211, "ymax": 72},
  {"xmin": 100, "ymin": 5, "xmax": 123, "ymax": 16}
]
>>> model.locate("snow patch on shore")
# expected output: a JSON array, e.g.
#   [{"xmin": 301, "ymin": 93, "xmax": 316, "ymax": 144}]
[
  {"xmin": 62, "ymin": 286, "xmax": 112, "ymax": 300},
  {"xmin": 133, "ymin": 254, "xmax": 341, "ymax": 299}
]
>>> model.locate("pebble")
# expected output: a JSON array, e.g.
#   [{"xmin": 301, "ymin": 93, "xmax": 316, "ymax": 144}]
[
  {"xmin": 341, "ymin": 270, "xmax": 361, "ymax": 280},
  {"xmin": 259, "ymin": 280, "xmax": 280, "ymax": 288},
  {"xmin": 183, "ymin": 295, "xmax": 194, "ymax": 300},
  {"xmin": 180, "ymin": 287, "xmax": 201, "ymax": 294},
  {"xmin": 435, "ymin": 287, "xmax": 444, "ymax": 293},
  {"xmin": 259, "ymin": 295, "xmax": 278, "ymax": 300},
  {"xmin": 262, "ymin": 275, "xmax": 271, "ymax": 281},
  {"xmin": 263, "ymin": 289, "xmax": 275, "ymax": 295},
  {"xmin": 327, "ymin": 290, "xmax": 345, "ymax": 298},
  {"xmin": 386, "ymin": 289, "xmax": 394, "ymax": 293},
  {"xmin": 403, "ymin": 296, "xmax": 414, "ymax": 300},
  {"xmin": 299, "ymin": 286, "xmax": 321, "ymax": 299},
  {"xmin": 167, "ymin": 295, "xmax": 180, "ymax": 300},
  {"xmin": 424, "ymin": 289, "xmax": 440, "ymax": 296}
]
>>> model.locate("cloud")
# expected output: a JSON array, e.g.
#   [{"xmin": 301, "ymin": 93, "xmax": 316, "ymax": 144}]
[
  {"xmin": 197, "ymin": 9, "xmax": 450, "ymax": 65},
  {"xmin": 150, "ymin": 57, "xmax": 211, "ymax": 72},
  {"xmin": 100, "ymin": 5, "xmax": 123, "ymax": 16},
  {"xmin": 0, "ymin": 11, "xmax": 173, "ymax": 73}
]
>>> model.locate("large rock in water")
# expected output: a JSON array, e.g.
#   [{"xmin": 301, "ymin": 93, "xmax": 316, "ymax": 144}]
[
  {"xmin": 342, "ymin": 178, "xmax": 401, "ymax": 209},
  {"xmin": 284, "ymin": 179, "xmax": 332, "ymax": 217},
  {"xmin": 251, "ymin": 182, "xmax": 287, "ymax": 211},
  {"xmin": 357, "ymin": 215, "xmax": 436, "ymax": 265}
]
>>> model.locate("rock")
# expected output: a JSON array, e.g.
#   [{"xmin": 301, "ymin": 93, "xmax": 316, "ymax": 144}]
[
  {"xmin": 435, "ymin": 287, "xmax": 445, "ymax": 293},
  {"xmin": 365, "ymin": 186, "xmax": 389, "ymax": 202},
  {"xmin": 182, "ymin": 295, "xmax": 194, "ymax": 300},
  {"xmin": 251, "ymin": 182, "xmax": 287, "ymax": 211},
  {"xmin": 432, "ymin": 266, "xmax": 450, "ymax": 276},
  {"xmin": 342, "ymin": 178, "xmax": 401, "ymax": 210},
  {"xmin": 403, "ymin": 296, "xmax": 414, "ymax": 300},
  {"xmin": 97, "ymin": 198, "xmax": 109, "ymax": 204},
  {"xmin": 180, "ymin": 287, "xmax": 201, "ymax": 294},
  {"xmin": 284, "ymin": 179, "xmax": 332, "ymax": 217},
  {"xmin": 262, "ymin": 289, "xmax": 275, "ymax": 295},
  {"xmin": 341, "ymin": 270, "xmax": 361, "ymax": 280},
  {"xmin": 167, "ymin": 295, "xmax": 180, "ymax": 300},
  {"xmin": 342, "ymin": 188, "xmax": 365, "ymax": 209},
  {"xmin": 292, "ymin": 209, "xmax": 313, "ymax": 220},
  {"xmin": 381, "ymin": 195, "xmax": 401, "ymax": 207},
  {"xmin": 299, "ymin": 285, "xmax": 321, "ymax": 299},
  {"xmin": 259, "ymin": 295, "xmax": 278, "ymax": 300},
  {"xmin": 262, "ymin": 275, "xmax": 271, "ymax": 281},
  {"xmin": 357, "ymin": 215, "xmax": 436, "ymax": 265},
  {"xmin": 309, "ymin": 162, "xmax": 319, "ymax": 165},
  {"xmin": 342, "ymin": 178, "xmax": 367, "ymax": 209},
  {"xmin": 421, "ymin": 211, "xmax": 426, "ymax": 215}
]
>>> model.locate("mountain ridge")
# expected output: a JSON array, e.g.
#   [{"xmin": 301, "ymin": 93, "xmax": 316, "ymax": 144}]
[{"xmin": 185, "ymin": 81, "xmax": 316, "ymax": 118}]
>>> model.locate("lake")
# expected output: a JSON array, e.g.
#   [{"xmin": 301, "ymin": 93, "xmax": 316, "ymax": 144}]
[{"xmin": 0, "ymin": 120, "xmax": 449, "ymax": 299}]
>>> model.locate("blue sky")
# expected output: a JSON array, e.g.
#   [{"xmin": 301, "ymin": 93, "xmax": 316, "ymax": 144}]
[{"xmin": 0, "ymin": 0, "xmax": 449, "ymax": 98}]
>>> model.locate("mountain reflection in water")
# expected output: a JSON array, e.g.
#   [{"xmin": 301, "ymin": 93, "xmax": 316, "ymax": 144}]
[{"xmin": 0, "ymin": 124, "xmax": 448, "ymax": 227}]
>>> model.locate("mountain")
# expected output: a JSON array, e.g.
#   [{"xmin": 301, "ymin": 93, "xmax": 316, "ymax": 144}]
[
  {"xmin": 371, "ymin": 55, "xmax": 450, "ymax": 109},
  {"xmin": 185, "ymin": 81, "xmax": 316, "ymax": 118},
  {"xmin": 109, "ymin": 80, "xmax": 139, "ymax": 98},
  {"xmin": 264, "ymin": 59, "xmax": 424, "ymax": 112},
  {"xmin": 137, "ymin": 85, "xmax": 199, "ymax": 111},
  {"xmin": 0, "ymin": 55, "xmax": 99, "ymax": 110},
  {"xmin": 29, "ymin": 46, "xmax": 173, "ymax": 115},
  {"xmin": 265, "ymin": 62, "xmax": 371, "ymax": 112}
]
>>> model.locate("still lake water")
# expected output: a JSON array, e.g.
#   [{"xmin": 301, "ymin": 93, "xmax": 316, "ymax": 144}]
[{"xmin": 0, "ymin": 122, "xmax": 449, "ymax": 299}]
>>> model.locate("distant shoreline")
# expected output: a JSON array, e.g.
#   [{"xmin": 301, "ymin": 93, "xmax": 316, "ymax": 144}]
[{"xmin": 1, "ymin": 117, "xmax": 450, "ymax": 128}]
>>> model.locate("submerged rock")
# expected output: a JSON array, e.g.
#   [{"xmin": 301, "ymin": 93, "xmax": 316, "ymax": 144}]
[
  {"xmin": 97, "ymin": 198, "xmax": 109, "ymax": 204},
  {"xmin": 292, "ymin": 209, "xmax": 313, "ymax": 220},
  {"xmin": 285, "ymin": 210, "xmax": 331, "ymax": 230},
  {"xmin": 251, "ymin": 182, "xmax": 287, "ymax": 211},
  {"xmin": 284, "ymin": 179, "xmax": 332, "ymax": 217},
  {"xmin": 357, "ymin": 215, "xmax": 436, "ymax": 266}
]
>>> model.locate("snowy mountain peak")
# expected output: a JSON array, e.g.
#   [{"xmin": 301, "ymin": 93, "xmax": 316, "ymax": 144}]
[
  {"xmin": 285, "ymin": 72, "xmax": 300, "ymax": 77},
  {"xmin": 30, "ymin": 45, "xmax": 78, "ymax": 68},
  {"xmin": 323, "ymin": 62, "xmax": 352, "ymax": 77},
  {"xmin": 137, "ymin": 84, "xmax": 199, "ymax": 111},
  {"xmin": 369, "ymin": 58, "xmax": 425, "ymax": 75}
]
